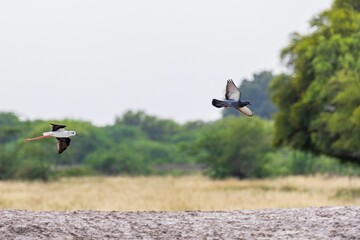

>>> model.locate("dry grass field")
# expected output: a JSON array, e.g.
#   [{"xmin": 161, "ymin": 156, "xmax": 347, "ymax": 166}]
[{"xmin": 0, "ymin": 175, "xmax": 360, "ymax": 211}]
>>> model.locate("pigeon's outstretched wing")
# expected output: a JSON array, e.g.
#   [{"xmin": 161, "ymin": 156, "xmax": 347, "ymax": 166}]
[
  {"xmin": 237, "ymin": 106, "xmax": 254, "ymax": 117},
  {"xmin": 56, "ymin": 137, "xmax": 71, "ymax": 154},
  {"xmin": 225, "ymin": 79, "xmax": 240, "ymax": 100},
  {"xmin": 50, "ymin": 123, "xmax": 66, "ymax": 132}
]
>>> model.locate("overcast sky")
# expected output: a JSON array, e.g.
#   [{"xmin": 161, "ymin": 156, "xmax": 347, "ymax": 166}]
[{"xmin": 0, "ymin": 0, "xmax": 333, "ymax": 126}]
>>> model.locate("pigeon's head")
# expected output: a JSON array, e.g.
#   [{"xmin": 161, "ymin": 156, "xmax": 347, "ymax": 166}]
[{"xmin": 243, "ymin": 100, "xmax": 251, "ymax": 106}]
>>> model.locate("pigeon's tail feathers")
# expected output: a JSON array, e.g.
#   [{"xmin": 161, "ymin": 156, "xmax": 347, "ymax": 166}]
[{"xmin": 212, "ymin": 99, "xmax": 226, "ymax": 108}]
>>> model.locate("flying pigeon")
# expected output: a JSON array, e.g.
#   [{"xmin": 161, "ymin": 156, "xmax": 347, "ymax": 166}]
[
  {"xmin": 212, "ymin": 79, "xmax": 254, "ymax": 117},
  {"xmin": 26, "ymin": 123, "xmax": 77, "ymax": 154}
]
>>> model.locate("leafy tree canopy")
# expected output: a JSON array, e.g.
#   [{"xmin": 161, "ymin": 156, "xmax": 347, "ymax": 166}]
[
  {"xmin": 270, "ymin": 0, "xmax": 360, "ymax": 163},
  {"xmin": 195, "ymin": 117, "xmax": 272, "ymax": 179},
  {"xmin": 0, "ymin": 110, "xmax": 359, "ymax": 180}
]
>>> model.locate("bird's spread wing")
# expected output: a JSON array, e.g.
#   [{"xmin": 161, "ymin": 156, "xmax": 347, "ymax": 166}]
[
  {"xmin": 56, "ymin": 138, "xmax": 71, "ymax": 154},
  {"xmin": 50, "ymin": 123, "xmax": 67, "ymax": 132},
  {"xmin": 225, "ymin": 79, "xmax": 240, "ymax": 100},
  {"xmin": 237, "ymin": 106, "xmax": 254, "ymax": 117}
]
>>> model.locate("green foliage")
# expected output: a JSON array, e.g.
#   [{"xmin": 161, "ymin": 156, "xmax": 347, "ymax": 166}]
[
  {"xmin": 263, "ymin": 149, "xmax": 359, "ymax": 177},
  {"xmin": 13, "ymin": 143, "xmax": 54, "ymax": 181},
  {"xmin": 223, "ymin": 71, "xmax": 277, "ymax": 119},
  {"xmin": 1, "ymin": 110, "xmax": 360, "ymax": 180},
  {"xmin": 116, "ymin": 110, "xmax": 181, "ymax": 141},
  {"xmin": 0, "ymin": 143, "xmax": 19, "ymax": 179},
  {"xmin": 86, "ymin": 140, "xmax": 175, "ymax": 175},
  {"xmin": 333, "ymin": 0, "xmax": 360, "ymax": 12},
  {"xmin": 195, "ymin": 117, "xmax": 272, "ymax": 179},
  {"xmin": 104, "ymin": 124, "xmax": 146, "ymax": 143},
  {"xmin": 3, "ymin": 1, "xmax": 360, "ymax": 180},
  {"xmin": 85, "ymin": 143, "xmax": 150, "ymax": 175},
  {"xmin": 0, "ymin": 112, "xmax": 29, "ymax": 144},
  {"xmin": 270, "ymin": 1, "xmax": 360, "ymax": 163}
]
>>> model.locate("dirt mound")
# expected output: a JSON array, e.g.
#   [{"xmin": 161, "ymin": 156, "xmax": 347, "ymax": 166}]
[{"xmin": 0, "ymin": 206, "xmax": 359, "ymax": 239}]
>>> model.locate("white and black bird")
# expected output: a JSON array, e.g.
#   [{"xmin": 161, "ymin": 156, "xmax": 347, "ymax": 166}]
[
  {"xmin": 26, "ymin": 123, "xmax": 77, "ymax": 154},
  {"xmin": 212, "ymin": 79, "xmax": 254, "ymax": 117}
]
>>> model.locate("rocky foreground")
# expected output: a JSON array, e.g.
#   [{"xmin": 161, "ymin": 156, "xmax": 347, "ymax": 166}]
[{"xmin": 0, "ymin": 206, "xmax": 359, "ymax": 239}]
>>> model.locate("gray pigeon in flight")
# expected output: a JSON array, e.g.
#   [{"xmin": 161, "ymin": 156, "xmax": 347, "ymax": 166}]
[{"xmin": 212, "ymin": 79, "xmax": 254, "ymax": 117}]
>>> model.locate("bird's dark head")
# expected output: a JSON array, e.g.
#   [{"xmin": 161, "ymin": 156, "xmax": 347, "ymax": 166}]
[
  {"xmin": 244, "ymin": 100, "xmax": 251, "ymax": 106},
  {"xmin": 238, "ymin": 100, "xmax": 251, "ymax": 108}
]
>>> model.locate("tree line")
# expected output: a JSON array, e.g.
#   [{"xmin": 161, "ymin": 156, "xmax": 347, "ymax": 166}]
[
  {"xmin": 0, "ymin": 107, "xmax": 357, "ymax": 181},
  {"xmin": 1, "ymin": 0, "xmax": 360, "ymax": 180},
  {"xmin": 270, "ymin": 0, "xmax": 360, "ymax": 163}
]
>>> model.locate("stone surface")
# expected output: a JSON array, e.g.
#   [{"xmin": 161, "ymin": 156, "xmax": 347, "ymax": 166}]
[{"xmin": 0, "ymin": 206, "xmax": 359, "ymax": 239}]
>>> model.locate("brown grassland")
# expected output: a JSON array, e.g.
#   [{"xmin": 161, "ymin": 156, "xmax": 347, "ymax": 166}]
[{"xmin": 0, "ymin": 175, "xmax": 360, "ymax": 211}]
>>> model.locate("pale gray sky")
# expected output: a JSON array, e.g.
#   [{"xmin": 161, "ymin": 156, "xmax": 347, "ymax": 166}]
[{"xmin": 0, "ymin": 0, "xmax": 333, "ymax": 125}]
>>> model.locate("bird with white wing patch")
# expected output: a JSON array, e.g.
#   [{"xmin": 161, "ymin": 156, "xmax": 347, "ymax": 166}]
[
  {"xmin": 26, "ymin": 123, "xmax": 77, "ymax": 154},
  {"xmin": 212, "ymin": 79, "xmax": 254, "ymax": 117}
]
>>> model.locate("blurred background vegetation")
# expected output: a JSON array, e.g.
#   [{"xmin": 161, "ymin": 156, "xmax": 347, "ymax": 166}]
[{"xmin": 1, "ymin": 0, "xmax": 360, "ymax": 181}]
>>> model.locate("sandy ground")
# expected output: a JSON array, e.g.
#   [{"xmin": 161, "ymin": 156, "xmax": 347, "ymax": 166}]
[{"xmin": 0, "ymin": 206, "xmax": 359, "ymax": 239}]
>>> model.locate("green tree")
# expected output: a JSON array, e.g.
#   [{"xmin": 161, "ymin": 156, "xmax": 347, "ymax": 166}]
[
  {"xmin": 195, "ymin": 117, "xmax": 272, "ymax": 179},
  {"xmin": 0, "ymin": 112, "xmax": 29, "ymax": 144},
  {"xmin": 116, "ymin": 111, "xmax": 181, "ymax": 141},
  {"xmin": 84, "ymin": 143, "xmax": 147, "ymax": 175},
  {"xmin": 84, "ymin": 139, "xmax": 176, "ymax": 175},
  {"xmin": 270, "ymin": 0, "xmax": 360, "ymax": 163}
]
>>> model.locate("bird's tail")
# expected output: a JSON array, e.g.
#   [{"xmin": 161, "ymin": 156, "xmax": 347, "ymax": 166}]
[{"xmin": 212, "ymin": 99, "xmax": 226, "ymax": 108}]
